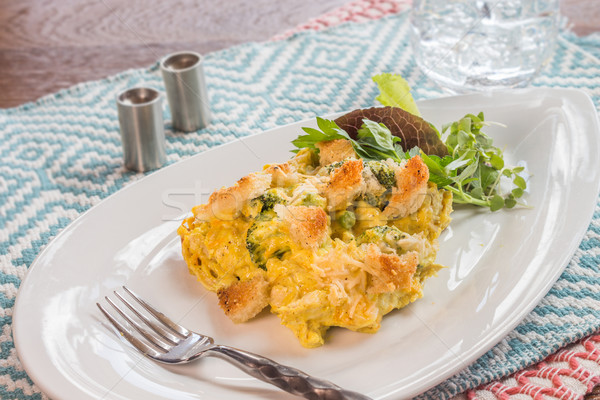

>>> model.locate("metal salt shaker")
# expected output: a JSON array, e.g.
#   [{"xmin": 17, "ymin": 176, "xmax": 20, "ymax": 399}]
[{"xmin": 116, "ymin": 87, "xmax": 166, "ymax": 172}]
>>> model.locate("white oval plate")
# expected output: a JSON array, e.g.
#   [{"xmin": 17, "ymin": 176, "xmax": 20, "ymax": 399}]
[{"xmin": 13, "ymin": 88, "xmax": 600, "ymax": 400}]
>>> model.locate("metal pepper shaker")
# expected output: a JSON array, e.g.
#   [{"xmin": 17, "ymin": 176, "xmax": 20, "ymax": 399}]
[{"xmin": 160, "ymin": 51, "xmax": 211, "ymax": 132}]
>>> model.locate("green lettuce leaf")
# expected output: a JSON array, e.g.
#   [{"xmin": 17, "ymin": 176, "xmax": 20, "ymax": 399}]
[{"xmin": 372, "ymin": 73, "xmax": 421, "ymax": 116}]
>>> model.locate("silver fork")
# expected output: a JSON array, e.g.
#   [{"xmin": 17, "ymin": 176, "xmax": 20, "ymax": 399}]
[{"xmin": 97, "ymin": 286, "xmax": 371, "ymax": 400}]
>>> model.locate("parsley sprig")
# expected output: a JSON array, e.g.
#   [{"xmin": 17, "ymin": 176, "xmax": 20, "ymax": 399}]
[
  {"xmin": 420, "ymin": 112, "xmax": 527, "ymax": 211},
  {"xmin": 293, "ymin": 117, "xmax": 405, "ymax": 162}
]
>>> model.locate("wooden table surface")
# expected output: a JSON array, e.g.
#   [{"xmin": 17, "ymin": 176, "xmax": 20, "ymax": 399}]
[{"xmin": 0, "ymin": 0, "xmax": 598, "ymax": 109}]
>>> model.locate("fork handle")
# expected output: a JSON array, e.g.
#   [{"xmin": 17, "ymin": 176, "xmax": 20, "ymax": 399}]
[{"xmin": 206, "ymin": 345, "xmax": 372, "ymax": 400}]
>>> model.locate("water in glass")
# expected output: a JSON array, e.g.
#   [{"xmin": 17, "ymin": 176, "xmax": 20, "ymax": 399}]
[{"xmin": 410, "ymin": 0, "xmax": 560, "ymax": 92}]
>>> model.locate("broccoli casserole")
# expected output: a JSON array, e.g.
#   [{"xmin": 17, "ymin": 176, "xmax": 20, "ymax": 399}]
[{"xmin": 178, "ymin": 136, "xmax": 452, "ymax": 348}]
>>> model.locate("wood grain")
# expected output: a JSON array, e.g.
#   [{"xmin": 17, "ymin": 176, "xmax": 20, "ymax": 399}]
[
  {"xmin": 0, "ymin": 0, "xmax": 348, "ymax": 108},
  {"xmin": 589, "ymin": 386, "xmax": 600, "ymax": 400},
  {"xmin": 0, "ymin": 0, "xmax": 598, "ymax": 109},
  {"xmin": 560, "ymin": 0, "xmax": 600, "ymax": 36}
]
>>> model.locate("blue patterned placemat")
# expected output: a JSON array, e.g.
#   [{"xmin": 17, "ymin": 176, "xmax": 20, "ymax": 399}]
[{"xmin": 1, "ymin": 11, "xmax": 599, "ymax": 400}]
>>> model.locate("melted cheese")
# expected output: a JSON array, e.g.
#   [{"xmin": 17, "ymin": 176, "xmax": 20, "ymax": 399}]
[{"xmin": 178, "ymin": 147, "xmax": 453, "ymax": 348}]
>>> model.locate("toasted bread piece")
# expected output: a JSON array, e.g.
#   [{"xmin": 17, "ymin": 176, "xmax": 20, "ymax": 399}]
[
  {"xmin": 383, "ymin": 156, "xmax": 429, "ymax": 219},
  {"xmin": 323, "ymin": 159, "xmax": 364, "ymax": 210},
  {"xmin": 275, "ymin": 204, "xmax": 329, "ymax": 249},
  {"xmin": 264, "ymin": 162, "xmax": 298, "ymax": 186},
  {"xmin": 363, "ymin": 243, "xmax": 418, "ymax": 294},
  {"xmin": 217, "ymin": 274, "xmax": 270, "ymax": 323},
  {"xmin": 316, "ymin": 139, "xmax": 356, "ymax": 166},
  {"xmin": 195, "ymin": 172, "xmax": 272, "ymax": 221}
]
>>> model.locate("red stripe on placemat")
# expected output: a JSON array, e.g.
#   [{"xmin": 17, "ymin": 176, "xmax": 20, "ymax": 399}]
[
  {"xmin": 272, "ymin": 0, "xmax": 411, "ymax": 40},
  {"xmin": 467, "ymin": 335, "xmax": 600, "ymax": 400}
]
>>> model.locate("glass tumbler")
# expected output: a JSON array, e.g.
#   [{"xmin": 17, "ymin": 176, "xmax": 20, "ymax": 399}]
[{"xmin": 410, "ymin": 0, "xmax": 560, "ymax": 92}]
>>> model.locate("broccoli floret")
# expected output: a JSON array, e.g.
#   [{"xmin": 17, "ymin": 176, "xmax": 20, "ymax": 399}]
[
  {"xmin": 359, "ymin": 192, "xmax": 389, "ymax": 209},
  {"xmin": 357, "ymin": 225, "xmax": 407, "ymax": 248},
  {"xmin": 297, "ymin": 192, "xmax": 327, "ymax": 208},
  {"xmin": 246, "ymin": 220, "xmax": 270, "ymax": 270},
  {"xmin": 245, "ymin": 210, "xmax": 289, "ymax": 270},
  {"xmin": 365, "ymin": 160, "xmax": 396, "ymax": 190},
  {"xmin": 325, "ymin": 160, "xmax": 346, "ymax": 174},
  {"xmin": 245, "ymin": 223, "xmax": 265, "ymax": 270},
  {"xmin": 257, "ymin": 189, "xmax": 286, "ymax": 212}
]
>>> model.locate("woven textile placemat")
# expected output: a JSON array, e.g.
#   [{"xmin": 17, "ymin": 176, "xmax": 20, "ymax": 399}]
[{"xmin": 1, "ymin": 6, "xmax": 600, "ymax": 400}]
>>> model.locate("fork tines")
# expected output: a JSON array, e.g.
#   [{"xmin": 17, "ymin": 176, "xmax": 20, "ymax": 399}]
[{"xmin": 97, "ymin": 286, "xmax": 189, "ymax": 358}]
